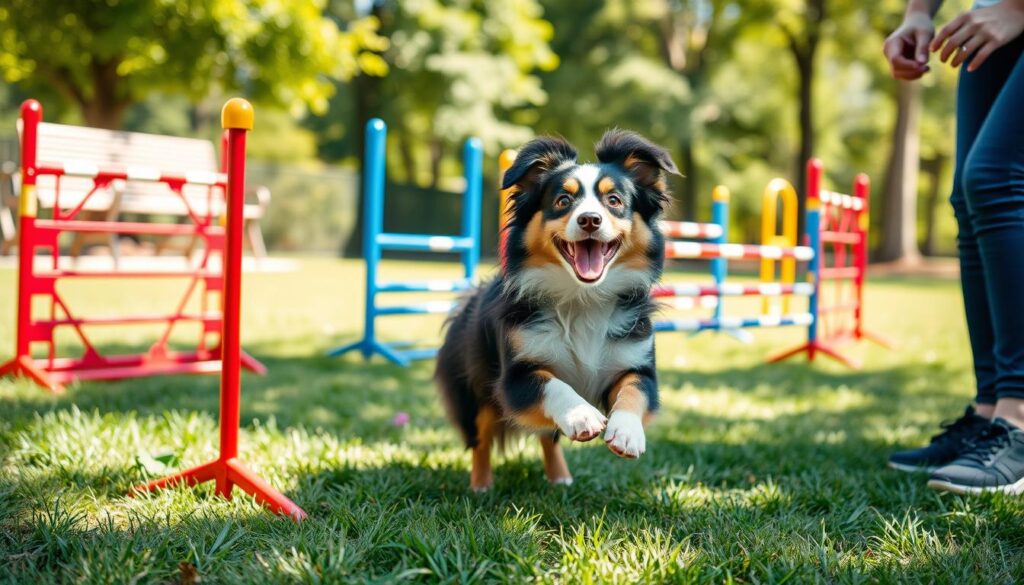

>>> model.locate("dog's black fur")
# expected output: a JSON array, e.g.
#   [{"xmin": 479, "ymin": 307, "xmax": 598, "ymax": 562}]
[{"xmin": 435, "ymin": 129, "xmax": 678, "ymax": 488}]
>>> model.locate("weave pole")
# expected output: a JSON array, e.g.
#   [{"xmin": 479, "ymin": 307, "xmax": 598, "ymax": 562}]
[{"xmin": 134, "ymin": 99, "xmax": 306, "ymax": 521}]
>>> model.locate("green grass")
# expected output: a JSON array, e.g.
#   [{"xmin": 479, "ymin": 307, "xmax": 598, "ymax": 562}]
[{"xmin": 2, "ymin": 258, "xmax": 1023, "ymax": 583}]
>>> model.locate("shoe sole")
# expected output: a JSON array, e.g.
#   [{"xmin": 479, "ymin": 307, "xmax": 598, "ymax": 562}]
[
  {"xmin": 887, "ymin": 461, "xmax": 938, "ymax": 474},
  {"xmin": 927, "ymin": 474, "xmax": 1024, "ymax": 495}
]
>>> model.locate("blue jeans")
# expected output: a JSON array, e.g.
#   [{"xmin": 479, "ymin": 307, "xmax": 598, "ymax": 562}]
[{"xmin": 951, "ymin": 34, "xmax": 1024, "ymax": 404}]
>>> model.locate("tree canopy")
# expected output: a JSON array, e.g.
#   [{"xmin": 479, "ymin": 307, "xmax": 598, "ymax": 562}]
[{"xmin": 0, "ymin": 0, "xmax": 388, "ymax": 128}]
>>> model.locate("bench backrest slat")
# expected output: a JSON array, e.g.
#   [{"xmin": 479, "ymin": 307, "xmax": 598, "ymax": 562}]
[{"xmin": 27, "ymin": 122, "xmax": 221, "ymax": 214}]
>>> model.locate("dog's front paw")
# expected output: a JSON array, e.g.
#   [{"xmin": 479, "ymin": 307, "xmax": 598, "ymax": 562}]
[
  {"xmin": 604, "ymin": 411, "xmax": 646, "ymax": 458},
  {"xmin": 555, "ymin": 403, "xmax": 608, "ymax": 442}
]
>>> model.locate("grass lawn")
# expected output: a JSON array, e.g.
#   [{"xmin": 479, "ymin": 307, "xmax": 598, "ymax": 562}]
[{"xmin": 2, "ymin": 257, "xmax": 1023, "ymax": 583}]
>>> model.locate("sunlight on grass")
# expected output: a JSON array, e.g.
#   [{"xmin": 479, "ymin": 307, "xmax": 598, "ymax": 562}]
[{"xmin": 2, "ymin": 258, "xmax": 1023, "ymax": 583}]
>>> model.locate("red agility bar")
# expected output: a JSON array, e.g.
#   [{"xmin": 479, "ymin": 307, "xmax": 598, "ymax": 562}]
[
  {"xmin": 135, "ymin": 99, "xmax": 306, "ymax": 521},
  {"xmin": 0, "ymin": 99, "xmax": 265, "ymax": 392}
]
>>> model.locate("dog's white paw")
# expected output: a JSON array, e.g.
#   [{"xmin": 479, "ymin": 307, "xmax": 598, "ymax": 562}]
[
  {"xmin": 555, "ymin": 402, "xmax": 608, "ymax": 442},
  {"xmin": 604, "ymin": 411, "xmax": 646, "ymax": 458}
]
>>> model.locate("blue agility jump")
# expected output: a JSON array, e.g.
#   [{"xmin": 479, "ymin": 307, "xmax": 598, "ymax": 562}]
[{"xmin": 327, "ymin": 118, "xmax": 483, "ymax": 366}]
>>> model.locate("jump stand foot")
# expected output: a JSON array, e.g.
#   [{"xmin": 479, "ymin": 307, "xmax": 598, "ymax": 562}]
[
  {"xmin": 0, "ymin": 355, "xmax": 64, "ymax": 393},
  {"xmin": 134, "ymin": 457, "xmax": 306, "ymax": 521}
]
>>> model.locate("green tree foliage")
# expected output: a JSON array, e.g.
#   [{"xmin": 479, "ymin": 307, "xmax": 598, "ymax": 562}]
[
  {"xmin": 312, "ymin": 0, "xmax": 557, "ymax": 181},
  {"xmin": 0, "ymin": 0, "xmax": 388, "ymax": 129}
]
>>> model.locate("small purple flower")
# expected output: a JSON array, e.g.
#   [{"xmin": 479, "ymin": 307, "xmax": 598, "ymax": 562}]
[{"xmin": 392, "ymin": 411, "xmax": 411, "ymax": 427}]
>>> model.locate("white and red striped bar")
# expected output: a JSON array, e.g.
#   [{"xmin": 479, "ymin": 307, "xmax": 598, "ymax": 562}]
[
  {"xmin": 820, "ymin": 231, "xmax": 862, "ymax": 245},
  {"xmin": 651, "ymin": 282, "xmax": 815, "ymax": 298},
  {"xmin": 662, "ymin": 296, "xmax": 720, "ymax": 311},
  {"xmin": 659, "ymin": 220, "xmax": 723, "ymax": 240},
  {"xmin": 665, "ymin": 241, "xmax": 814, "ymax": 261},
  {"xmin": 820, "ymin": 266, "xmax": 860, "ymax": 280},
  {"xmin": 36, "ymin": 162, "xmax": 227, "ymax": 187},
  {"xmin": 819, "ymin": 190, "xmax": 864, "ymax": 211}
]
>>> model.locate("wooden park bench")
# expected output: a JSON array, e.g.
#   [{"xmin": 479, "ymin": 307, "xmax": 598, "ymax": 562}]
[{"xmin": 0, "ymin": 122, "xmax": 269, "ymax": 262}]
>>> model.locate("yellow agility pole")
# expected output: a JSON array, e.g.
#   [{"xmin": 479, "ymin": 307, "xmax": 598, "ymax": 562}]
[
  {"xmin": 498, "ymin": 149, "xmax": 517, "ymax": 269},
  {"xmin": 760, "ymin": 178, "xmax": 798, "ymax": 315}
]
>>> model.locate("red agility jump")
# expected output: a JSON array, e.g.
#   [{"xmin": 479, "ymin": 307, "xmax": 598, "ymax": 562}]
[
  {"xmin": 134, "ymin": 98, "xmax": 306, "ymax": 521},
  {"xmin": 0, "ymin": 99, "xmax": 265, "ymax": 392},
  {"xmin": 766, "ymin": 159, "xmax": 893, "ymax": 367}
]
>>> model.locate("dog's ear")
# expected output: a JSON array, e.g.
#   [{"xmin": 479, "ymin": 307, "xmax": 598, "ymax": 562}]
[
  {"xmin": 596, "ymin": 129, "xmax": 679, "ymax": 218},
  {"xmin": 501, "ymin": 136, "xmax": 578, "ymax": 193}
]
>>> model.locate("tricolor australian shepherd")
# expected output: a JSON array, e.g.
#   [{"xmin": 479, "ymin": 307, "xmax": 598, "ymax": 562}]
[{"xmin": 435, "ymin": 130, "xmax": 677, "ymax": 491}]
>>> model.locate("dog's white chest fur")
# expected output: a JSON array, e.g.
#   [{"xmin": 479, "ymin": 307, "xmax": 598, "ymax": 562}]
[{"xmin": 514, "ymin": 301, "xmax": 653, "ymax": 406}]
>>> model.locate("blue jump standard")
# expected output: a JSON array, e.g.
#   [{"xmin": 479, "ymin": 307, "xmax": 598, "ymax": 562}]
[{"xmin": 327, "ymin": 118, "xmax": 483, "ymax": 367}]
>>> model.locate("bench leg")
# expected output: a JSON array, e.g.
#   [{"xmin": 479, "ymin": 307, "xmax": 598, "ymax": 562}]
[
  {"xmin": 245, "ymin": 219, "xmax": 267, "ymax": 260},
  {"xmin": 0, "ymin": 205, "xmax": 14, "ymax": 256}
]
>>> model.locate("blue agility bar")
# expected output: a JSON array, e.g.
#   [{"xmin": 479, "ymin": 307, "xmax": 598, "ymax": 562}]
[{"xmin": 328, "ymin": 118, "xmax": 483, "ymax": 366}]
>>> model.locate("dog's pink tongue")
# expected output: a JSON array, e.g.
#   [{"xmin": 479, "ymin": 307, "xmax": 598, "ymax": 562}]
[{"xmin": 572, "ymin": 240, "xmax": 604, "ymax": 280}]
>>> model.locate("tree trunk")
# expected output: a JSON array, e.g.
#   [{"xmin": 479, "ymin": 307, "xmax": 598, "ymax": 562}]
[
  {"xmin": 81, "ymin": 59, "xmax": 129, "ymax": 130},
  {"xmin": 81, "ymin": 99, "xmax": 128, "ymax": 130},
  {"xmin": 342, "ymin": 2, "xmax": 386, "ymax": 257},
  {"xmin": 428, "ymin": 140, "xmax": 444, "ymax": 190},
  {"xmin": 877, "ymin": 80, "xmax": 923, "ymax": 263},
  {"xmin": 795, "ymin": 49, "xmax": 814, "ymax": 234},
  {"xmin": 920, "ymin": 153, "xmax": 948, "ymax": 257},
  {"xmin": 678, "ymin": 139, "xmax": 698, "ymax": 219},
  {"xmin": 397, "ymin": 128, "xmax": 417, "ymax": 185}
]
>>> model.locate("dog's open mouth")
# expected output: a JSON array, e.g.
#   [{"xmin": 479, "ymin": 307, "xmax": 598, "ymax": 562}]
[{"xmin": 556, "ymin": 237, "xmax": 621, "ymax": 283}]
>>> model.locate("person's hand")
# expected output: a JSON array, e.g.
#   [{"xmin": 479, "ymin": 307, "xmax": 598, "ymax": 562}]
[
  {"xmin": 932, "ymin": 3, "xmax": 1024, "ymax": 72},
  {"xmin": 883, "ymin": 11, "xmax": 935, "ymax": 80}
]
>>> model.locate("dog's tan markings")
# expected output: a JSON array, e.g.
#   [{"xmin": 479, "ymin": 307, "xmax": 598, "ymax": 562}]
[
  {"xmin": 523, "ymin": 212, "xmax": 563, "ymax": 267},
  {"xmin": 615, "ymin": 212, "xmax": 654, "ymax": 270},
  {"xmin": 471, "ymin": 406, "xmax": 497, "ymax": 491},
  {"xmin": 607, "ymin": 373, "xmax": 653, "ymax": 424},
  {"xmin": 540, "ymin": 434, "xmax": 572, "ymax": 485},
  {"xmin": 623, "ymin": 153, "xmax": 661, "ymax": 187},
  {"xmin": 562, "ymin": 177, "xmax": 580, "ymax": 195},
  {"xmin": 598, "ymin": 176, "xmax": 616, "ymax": 195},
  {"xmin": 507, "ymin": 329, "xmax": 525, "ymax": 356}
]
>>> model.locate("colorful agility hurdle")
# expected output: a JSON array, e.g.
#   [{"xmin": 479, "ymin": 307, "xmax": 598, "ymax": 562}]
[
  {"xmin": 327, "ymin": 119, "xmax": 483, "ymax": 366},
  {"xmin": 652, "ymin": 159, "xmax": 888, "ymax": 368},
  {"xmin": 0, "ymin": 100, "xmax": 265, "ymax": 393},
  {"xmin": 135, "ymin": 99, "xmax": 306, "ymax": 521}
]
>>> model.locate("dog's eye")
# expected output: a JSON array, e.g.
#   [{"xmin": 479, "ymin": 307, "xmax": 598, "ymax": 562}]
[
  {"xmin": 554, "ymin": 194, "xmax": 573, "ymax": 209},
  {"xmin": 607, "ymin": 194, "xmax": 623, "ymax": 208}
]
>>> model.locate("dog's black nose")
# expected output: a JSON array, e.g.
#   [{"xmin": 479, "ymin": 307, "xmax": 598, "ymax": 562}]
[{"xmin": 577, "ymin": 212, "xmax": 602, "ymax": 233}]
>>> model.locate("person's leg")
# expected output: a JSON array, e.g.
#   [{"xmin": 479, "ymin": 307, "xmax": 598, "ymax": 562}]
[
  {"xmin": 887, "ymin": 36, "xmax": 1021, "ymax": 473},
  {"xmin": 927, "ymin": 38, "xmax": 1024, "ymax": 494},
  {"xmin": 951, "ymin": 36, "xmax": 1024, "ymax": 411},
  {"xmin": 960, "ymin": 36, "xmax": 1024, "ymax": 428}
]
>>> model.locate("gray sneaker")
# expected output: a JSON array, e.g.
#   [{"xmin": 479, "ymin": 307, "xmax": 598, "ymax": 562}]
[{"xmin": 927, "ymin": 418, "xmax": 1024, "ymax": 495}]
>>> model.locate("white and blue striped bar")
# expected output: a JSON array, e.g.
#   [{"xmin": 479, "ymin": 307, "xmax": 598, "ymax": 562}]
[
  {"xmin": 654, "ymin": 312, "xmax": 814, "ymax": 332},
  {"xmin": 374, "ymin": 300, "xmax": 459, "ymax": 316},
  {"xmin": 377, "ymin": 233, "xmax": 475, "ymax": 253},
  {"xmin": 376, "ymin": 278, "xmax": 474, "ymax": 293}
]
